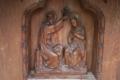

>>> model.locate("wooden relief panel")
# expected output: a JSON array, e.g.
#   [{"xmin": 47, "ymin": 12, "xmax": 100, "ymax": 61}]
[
  {"xmin": 35, "ymin": 8, "xmax": 87, "ymax": 74},
  {"xmin": 22, "ymin": 0, "xmax": 105, "ymax": 79}
]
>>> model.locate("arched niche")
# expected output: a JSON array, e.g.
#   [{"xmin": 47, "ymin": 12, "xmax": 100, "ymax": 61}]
[{"xmin": 21, "ymin": 0, "xmax": 105, "ymax": 80}]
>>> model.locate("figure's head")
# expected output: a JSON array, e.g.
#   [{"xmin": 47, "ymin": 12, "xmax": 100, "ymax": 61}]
[
  {"xmin": 45, "ymin": 10, "xmax": 56, "ymax": 25},
  {"xmin": 70, "ymin": 14, "xmax": 82, "ymax": 28}
]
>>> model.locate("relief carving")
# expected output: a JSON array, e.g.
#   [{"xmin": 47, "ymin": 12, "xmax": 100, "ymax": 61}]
[
  {"xmin": 22, "ymin": 0, "xmax": 105, "ymax": 79},
  {"xmin": 35, "ymin": 7, "xmax": 87, "ymax": 73}
]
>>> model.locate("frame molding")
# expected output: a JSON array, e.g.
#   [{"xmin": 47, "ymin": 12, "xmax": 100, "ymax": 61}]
[{"xmin": 80, "ymin": 0, "xmax": 105, "ymax": 80}]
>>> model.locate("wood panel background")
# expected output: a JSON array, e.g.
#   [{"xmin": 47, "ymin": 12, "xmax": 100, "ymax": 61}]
[{"xmin": 0, "ymin": 0, "xmax": 120, "ymax": 80}]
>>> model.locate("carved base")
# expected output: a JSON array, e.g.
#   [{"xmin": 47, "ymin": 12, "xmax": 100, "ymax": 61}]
[
  {"xmin": 35, "ymin": 64, "xmax": 87, "ymax": 74},
  {"xmin": 28, "ymin": 72, "xmax": 96, "ymax": 80},
  {"xmin": 28, "ymin": 67, "xmax": 87, "ymax": 79}
]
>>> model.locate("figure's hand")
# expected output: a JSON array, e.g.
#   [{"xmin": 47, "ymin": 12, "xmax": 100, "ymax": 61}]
[
  {"xmin": 74, "ymin": 33, "xmax": 85, "ymax": 40},
  {"xmin": 53, "ymin": 44, "xmax": 63, "ymax": 56}
]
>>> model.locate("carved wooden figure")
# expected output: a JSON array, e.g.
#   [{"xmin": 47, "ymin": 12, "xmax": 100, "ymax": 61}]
[
  {"xmin": 36, "ymin": 10, "xmax": 65, "ymax": 71},
  {"xmin": 64, "ymin": 9, "xmax": 87, "ymax": 71}
]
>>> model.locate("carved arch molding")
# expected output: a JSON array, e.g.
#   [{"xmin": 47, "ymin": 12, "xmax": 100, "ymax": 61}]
[{"xmin": 22, "ymin": 0, "xmax": 105, "ymax": 79}]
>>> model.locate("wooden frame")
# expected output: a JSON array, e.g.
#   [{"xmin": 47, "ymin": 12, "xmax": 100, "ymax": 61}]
[{"xmin": 21, "ymin": 0, "xmax": 105, "ymax": 80}]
